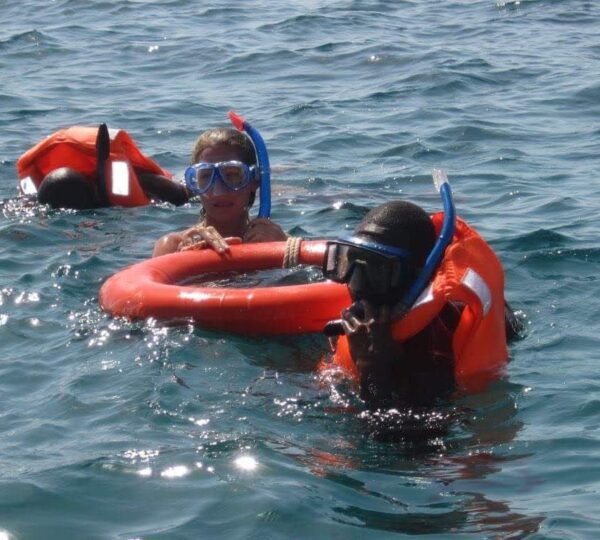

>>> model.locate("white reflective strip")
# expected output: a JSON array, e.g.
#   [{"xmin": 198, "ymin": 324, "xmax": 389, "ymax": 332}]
[
  {"xmin": 111, "ymin": 161, "xmax": 130, "ymax": 196},
  {"xmin": 413, "ymin": 283, "xmax": 434, "ymax": 309},
  {"xmin": 108, "ymin": 128, "xmax": 120, "ymax": 140},
  {"xmin": 20, "ymin": 176, "xmax": 38, "ymax": 195},
  {"xmin": 461, "ymin": 268, "xmax": 492, "ymax": 316}
]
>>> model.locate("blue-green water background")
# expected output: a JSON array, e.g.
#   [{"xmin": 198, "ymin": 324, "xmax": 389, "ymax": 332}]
[{"xmin": 1, "ymin": 1, "xmax": 600, "ymax": 538}]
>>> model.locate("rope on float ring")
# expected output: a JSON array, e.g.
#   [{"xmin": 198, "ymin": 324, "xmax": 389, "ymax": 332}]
[{"xmin": 282, "ymin": 236, "xmax": 303, "ymax": 268}]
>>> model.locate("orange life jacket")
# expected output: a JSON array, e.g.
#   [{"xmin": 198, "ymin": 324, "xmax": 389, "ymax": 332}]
[
  {"xmin": 328, "ymin": 213, "xmax": 508, "ymax": 390},
  {"xmin": 16, "ymin": 126, "xmax": 172, "ymax": 207}
]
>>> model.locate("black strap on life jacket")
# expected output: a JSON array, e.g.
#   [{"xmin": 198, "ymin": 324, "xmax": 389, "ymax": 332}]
[{"xmin": 95, "ymin": 123, "xmax": 110, "ymax": 206}]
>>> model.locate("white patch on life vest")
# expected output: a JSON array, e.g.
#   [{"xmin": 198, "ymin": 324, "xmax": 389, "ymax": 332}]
[
  {"xmin": 413, "ymin": 283, "xmax": 434, "ymax": 309},
  {"xmin": 20, "ymin": 176, "xmax": 38, "ymax": 195},
  {"xmin": 111, "ymin": 161, "xmax": 130, "ymax": 196},
  {"xmin": 108, "ymin": 128, "xmax": 120, "ymax": 140},
  {"xmin": 461, "ymin": 268, "xmax": 492, "ymax": 316}
]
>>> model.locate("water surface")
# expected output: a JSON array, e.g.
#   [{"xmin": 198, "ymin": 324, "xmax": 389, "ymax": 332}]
[{"xmin": 1, "ymin": 1, "xmax": 600, "ymax": 538}]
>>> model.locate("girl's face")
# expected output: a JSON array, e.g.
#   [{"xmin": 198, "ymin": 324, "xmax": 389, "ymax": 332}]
[{"xmin": 197, "ymin": 144, "xmax": 258, "ymax": 223}]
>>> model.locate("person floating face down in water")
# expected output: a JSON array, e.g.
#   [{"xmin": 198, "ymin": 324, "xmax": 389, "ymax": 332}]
[
  {"xmin": 18, "ymin": 124, "xmax": 189, "ymax": 210},
  {"xmin": 322, "ymin": 198, "xmax": 523, "ymax": 408},
  {"xmin": 36, "ymin": 167, "xmax": 189, "ymax": 209},
  {"xmin": 152, "ymin": 127, "xmax": 287, "ymax": 256}
]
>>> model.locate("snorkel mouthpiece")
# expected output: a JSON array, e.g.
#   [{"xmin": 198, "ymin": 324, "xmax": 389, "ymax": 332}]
[{"xmin": 228, "ymin": 111, "xmax": 271, "ymax": 218}]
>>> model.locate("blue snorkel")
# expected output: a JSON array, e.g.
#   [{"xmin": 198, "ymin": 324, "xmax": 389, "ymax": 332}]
[
  {"xmin": 395, "ymin": 169, "xmax": 456, "ymax": 317},
  {"xmin": 228, "ymin": 111, "xmax": 271, "ymax": 218}
]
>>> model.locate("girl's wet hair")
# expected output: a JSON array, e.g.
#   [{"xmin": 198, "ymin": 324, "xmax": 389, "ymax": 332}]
[
  {"xmin": 191, "ymin": 127, "xmax": 256, "ymax": 165},
  {"xmin": 355, "ymin": 200, "xmax": 436, "ymax": 267}
]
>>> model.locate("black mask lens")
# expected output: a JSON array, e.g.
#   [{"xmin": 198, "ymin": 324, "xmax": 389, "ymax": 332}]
[{"xmin": 323, "ymin": 241, "xmax": 413, "ymax": 304}]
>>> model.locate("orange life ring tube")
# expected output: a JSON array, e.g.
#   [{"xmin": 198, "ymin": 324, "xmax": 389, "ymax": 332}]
[{"xmin": 99, "ymin": 240, "xmax": 351, "ymax": 335}]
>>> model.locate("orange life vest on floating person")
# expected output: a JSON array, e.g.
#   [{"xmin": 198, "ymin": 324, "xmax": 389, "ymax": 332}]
[
  {"xmin": 16, "ymin": 126, "xmax": 172, "ymax": 207},
  {"xmin": 329, "ymin": 213, "xmax": 508, "ymax": 391}
]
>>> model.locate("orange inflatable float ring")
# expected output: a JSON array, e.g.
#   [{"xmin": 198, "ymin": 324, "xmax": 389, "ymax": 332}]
[{"xmin": 99, "ymin": 240, "xmax": 351, "ymax": 335}]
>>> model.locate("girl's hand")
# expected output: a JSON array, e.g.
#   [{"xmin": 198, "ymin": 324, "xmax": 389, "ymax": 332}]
[
  {"xmin": 178, "ymin": 225, "xmax": 231, "ymax": 253},
  {"xmin": 180, "ymin": 236, "xmax": 242, "ymax": 252},
  {"xmin": 153, "ymin": 224, "xmax": 245, "ymax": 257}
]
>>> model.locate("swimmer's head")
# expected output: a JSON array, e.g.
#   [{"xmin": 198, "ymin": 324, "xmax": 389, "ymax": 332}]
[
  {"xmin": 349, "ymin": 200, "xmax": 435, "ymax": 305},
  {"xmin": 37, "ymin": 168, "xmax": 99, "ymax": 210},
  {"xmin": 191, "ymin": 128, "xmax": 256, "ymax": 166},
  {"xmin": 191, "ymin": 127, "xmax": 258, "ymax": 209},
  {"xmin": 355, "ymin": 201, "xmax": 435, "ymax": 265}
]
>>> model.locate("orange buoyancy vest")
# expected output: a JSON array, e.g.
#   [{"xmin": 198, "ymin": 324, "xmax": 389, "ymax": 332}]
[
  {"xmin": 329, "ymin": 213, "xmax": 508, "ymax": 389},
  {"xmin": 16, "ymin": 126, "xmax": 172, "ymax": 207}
]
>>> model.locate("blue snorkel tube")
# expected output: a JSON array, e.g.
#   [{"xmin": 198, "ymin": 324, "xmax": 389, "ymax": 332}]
[
  {"xmin": 395, "ymin": 169, "xmax": 456, "ymax": 317},
  {"xmin": 228, "ymin": 111, "xmax": 271, "ymax": 218}
]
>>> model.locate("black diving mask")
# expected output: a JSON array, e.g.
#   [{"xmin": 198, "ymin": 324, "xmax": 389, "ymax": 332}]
[{"xmin": 323, "ymin": 236, "xmax": 414, "ymax": 300}]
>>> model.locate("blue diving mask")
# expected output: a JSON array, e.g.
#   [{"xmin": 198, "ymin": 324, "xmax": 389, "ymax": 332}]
[{"xmin": 185, "ymin": 160, "xmax": 257, "ymax": 195}]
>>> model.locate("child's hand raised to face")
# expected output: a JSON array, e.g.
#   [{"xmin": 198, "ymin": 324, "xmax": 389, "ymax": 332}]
[
  {"xmin": 341, "ymin": 300, "xmax": 403, "ymax": 404},
  {"xmin": 341, "ymin": 301, "xmax": 395, "ymax": 362}
]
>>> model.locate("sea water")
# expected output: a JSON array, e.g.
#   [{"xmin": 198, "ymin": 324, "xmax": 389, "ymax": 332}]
[{"xmin": 1, "ymin": 1, "xmax": 599, "ymax": 538}]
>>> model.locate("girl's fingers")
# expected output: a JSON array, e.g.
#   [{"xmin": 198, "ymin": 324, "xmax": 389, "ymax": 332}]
[
  {"xmin": 180, "ymin": 240, "xmax": 207, "ymax": 251},
  {"xmin": 205, "ymin": 235, "xmax": 228, "ymax": 252},
  {"xmin": 182, "ymin": 225, "xmax": 229, "ymax": 252},
  {"xmin": 224, "ymin": 237, "xmax": 242, "ymax": 245}
]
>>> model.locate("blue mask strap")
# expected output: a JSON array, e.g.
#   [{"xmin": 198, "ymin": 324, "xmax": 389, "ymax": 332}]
[
  {"xmin": 336, "ymin": 235, "xmax": 412, "ymax": 260},
  {"xmin": 228, "ymin": 111, "xmax": 271, "ymax": 218},
  {"xmin": 398, "ymin": 169, "xmax": 456, "ymax": 314}
]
